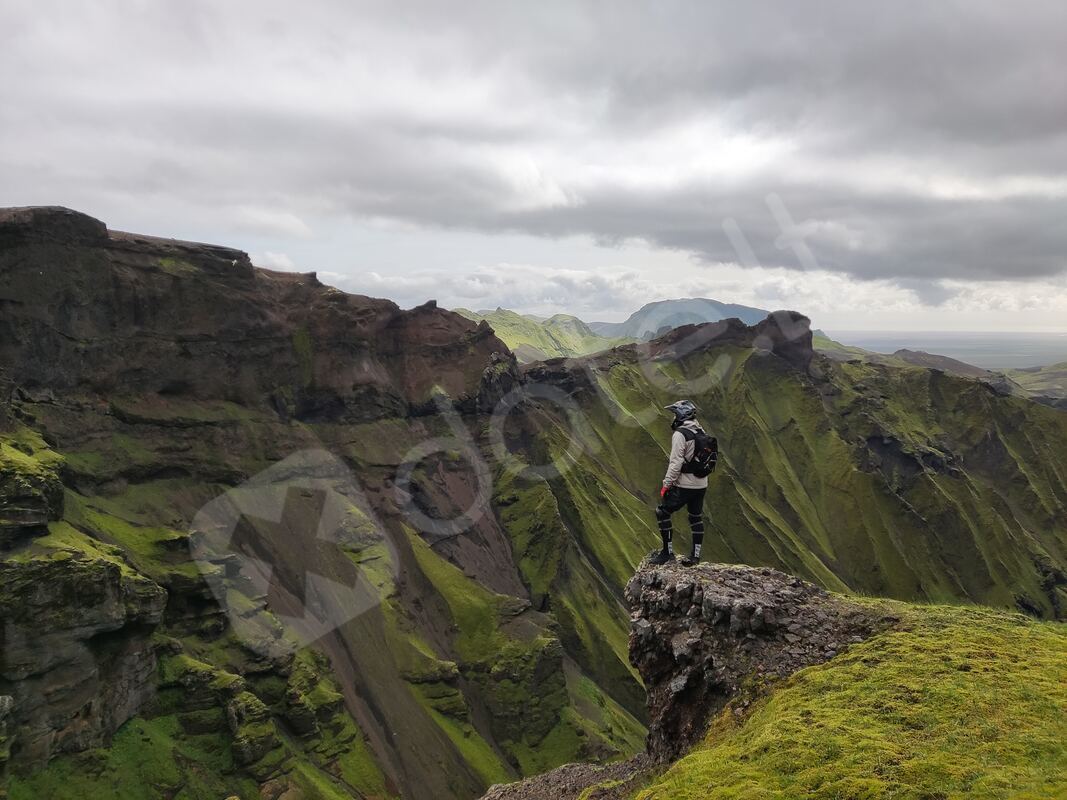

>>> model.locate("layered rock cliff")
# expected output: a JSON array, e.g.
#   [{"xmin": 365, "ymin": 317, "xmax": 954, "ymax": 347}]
[
  {"xmin": 0, "ymin": 208, "xmax": 644, "ymax": 799},
  {"xmin": 0, "ymin": 206, "xmax": 515, "ymax": 418}
]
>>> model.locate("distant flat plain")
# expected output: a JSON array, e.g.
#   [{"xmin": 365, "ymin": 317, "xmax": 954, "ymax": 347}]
[{"xmin": 828, "ymin": 331, "xmax": 1067, "ymax": 370}]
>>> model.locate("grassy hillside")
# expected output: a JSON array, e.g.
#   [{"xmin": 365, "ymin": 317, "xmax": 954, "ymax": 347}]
[
  {"xmin": 6, "ymin": 322, "xmax": 1067, "ymax": 799},
  {"xmin": 454, "ymin": 309, "xmax": 631, "ymax": 362},
  {"xmin": 629, "ymin": 601, "xmax": 1067, "ymax": 800},
  {"xmin": 1008, "ymin": 361, "xmax": 1067, "ymax": 400},
  {"xmin": 1, "ymin": 395, "xmax": 646, "ymax": 800},
  {"xmin": 519, "ymin": 345, "xmax": 1067, "ymax": 619}
]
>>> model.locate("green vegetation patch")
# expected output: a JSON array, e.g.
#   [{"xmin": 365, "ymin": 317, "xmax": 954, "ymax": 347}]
[
  {"xmin": 7, "ymin": 715, "xmax": 258, "ymax": 800},
  {"xmin": 636, "ymin": 603, "xmax": 1067, "ymax": 800},
  {"xmin": 456, "ymin": 308, "xmax": 632, "ymax": 362}
]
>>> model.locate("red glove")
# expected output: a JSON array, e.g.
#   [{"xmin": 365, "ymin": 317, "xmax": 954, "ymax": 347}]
[{"xmin": 660, "ymin": 485, "xmax": 669, "ymax": 497}]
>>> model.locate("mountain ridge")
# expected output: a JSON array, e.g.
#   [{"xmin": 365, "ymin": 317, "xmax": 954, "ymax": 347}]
[
  {"xmin": 588, "ymin": 298, "xmax": 769, "ymax": 340},
  {"xmin": 3, "ymin": 207, "xmax": 1067, "ymax": 800}
]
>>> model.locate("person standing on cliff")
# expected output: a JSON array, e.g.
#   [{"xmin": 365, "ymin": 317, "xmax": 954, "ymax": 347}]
[{"xmin": 652, "ymin": 400, "xmax": 718, "ymax": 566}]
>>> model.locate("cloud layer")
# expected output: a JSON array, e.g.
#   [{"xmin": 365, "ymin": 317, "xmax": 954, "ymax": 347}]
[{"xmin": 2, "ymin": 0, "xmax": 1065, "ymax": 322}]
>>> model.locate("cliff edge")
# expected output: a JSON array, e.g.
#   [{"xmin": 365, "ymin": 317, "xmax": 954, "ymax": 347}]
[{"xmin": 481, "ymin": 559, "xmax": 895, "ymax": 799}]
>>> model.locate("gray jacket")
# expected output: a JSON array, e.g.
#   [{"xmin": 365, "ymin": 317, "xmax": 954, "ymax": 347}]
[{"xmin": 663, "ymin": 419, "xmax": 709, "ymax": 489}]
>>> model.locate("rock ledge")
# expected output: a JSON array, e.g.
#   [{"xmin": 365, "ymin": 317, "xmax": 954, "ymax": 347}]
[{"xmin": 626, "ymin": 558, "xmax": 895, "ymax": 759}]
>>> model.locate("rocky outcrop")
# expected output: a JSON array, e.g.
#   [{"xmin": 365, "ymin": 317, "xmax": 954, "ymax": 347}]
[
  {"xmin": 0, "ymin": 441, "xmax": 63, "ymax": 549},
  {"xmin": 480, "ymin": 755, "xmax": 653, "ymax": 800},
  {"xmin": 625, "ymin": 558, "xmax": 895, "ymax": 760},
  {"xmin": 479, "ymin": 560, "xmax": 895, "ymax": 800},
  {"xmin": 645, "ymin": 310, "xmax": 814, "ymax": 372},
  {"xmin": 522, "ymin": 310, "xmax": 815, "ymax": 389},
  {"xmin": 0, "ymin": 545, "xmax": 166, "ymax": 770}
]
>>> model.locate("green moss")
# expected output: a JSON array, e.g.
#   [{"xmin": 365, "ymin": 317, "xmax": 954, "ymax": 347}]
[
  {"xmin": 310, "ymin": 713, "xmax": 395, "ymax": 799},
  {"xmin": 292, "ymin": 326, "xmax": 314, "ymax": 386},
  {"xmin": 0, "ymin": 427, "xmax": 65, "ymax": 531},
  {"xmin": 7, "ymin": 716, "xmax": 258, "ymax": 800},
  {"xmin": 157, "ymin": 257, "xmax": 199, "ymax": 277},
  {"xmin": 508, "ymin": 713, "xmax": 583, "ymax": 776},
  {"xmin": 62, "ymin": 491, "xmax": 205, "ymax": 585},
  {"xmin": 406, "ymin": 529, "xmax": 508, "ymax": 662},
  {"xmin": 419, "ymin": 705, "xmax": 511, "ymax": 788},
  {"xmin": 6, "ymin": 520, "xmax": 129, "ymax": 569},
  {"xmin": 61, "ymin": 433, "xmax": 158, "ymax": 479},
  {"xmin": 494, "ymin": 465, "xmax": 646, "ymax": 719},
  {"xmin": 0, "ymin": 427, "xmax": 64, "ymax": 474},
  {"xmin": 636, "ymin": 603, "xmax": 1067, "ymax": 800}
]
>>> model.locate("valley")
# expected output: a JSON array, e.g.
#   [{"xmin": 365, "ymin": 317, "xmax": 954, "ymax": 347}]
[{"xmin": 1, "ymin": 208, "xmax": 1066, "ymax": 800}]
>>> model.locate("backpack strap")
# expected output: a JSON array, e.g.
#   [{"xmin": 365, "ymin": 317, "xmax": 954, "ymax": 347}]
[{"xmin": 677, "ymin": 426, "xmax": 699, "ymax": 469}]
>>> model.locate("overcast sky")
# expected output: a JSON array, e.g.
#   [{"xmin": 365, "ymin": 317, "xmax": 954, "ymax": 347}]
[{"xmin": 2, "ymin": 1, "xmax": 1066, "ymax": 330}]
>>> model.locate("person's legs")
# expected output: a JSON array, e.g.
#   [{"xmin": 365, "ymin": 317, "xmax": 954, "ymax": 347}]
[
  {"xmin": 653, "ymin": 488, "xmax": 685, "ymax": 563},
  {"xmin": 654, "ymin": 504, "xmax": 674, "ymax": 560},
  {"xmin": 685, "ymin": 488, "xmax": 706, "ymax": 562}
]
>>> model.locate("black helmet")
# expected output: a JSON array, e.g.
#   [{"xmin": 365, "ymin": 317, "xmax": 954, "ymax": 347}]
[{"xmin": 665, "ymin": 400, "xmax": 697, "ymax": 425}]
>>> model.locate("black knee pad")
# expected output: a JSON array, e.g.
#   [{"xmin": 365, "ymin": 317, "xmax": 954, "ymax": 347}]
[
  {"xmin": 687, "ymin": 513, "xmax": 702, "ymax": 524},
  {"xmin": 655, "ymin": 505, "xmax": 671, "ymax": 522}
]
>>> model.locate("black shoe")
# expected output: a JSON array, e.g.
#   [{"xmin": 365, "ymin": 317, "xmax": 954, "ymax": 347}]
[
  {"xmin": 649, "ymin": 550, "xmax": 675, "ymax": 566},
  {"xmin": 680, "ymin": 555, "xmax": 699, "ymax": 567}
]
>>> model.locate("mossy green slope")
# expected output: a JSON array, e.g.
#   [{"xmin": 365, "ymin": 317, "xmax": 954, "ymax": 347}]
[
  {"xmin": 9, "ymin": 646, "xmax": 395, "ymax": 800},
  {"xmin": 2, "ymin": 394, "xmax": 647, "ymax": 799},
  {"xmin": 632, "ymin": 602, "xmax": 1067, "ymax": 800},
  {"xmin": 7, "ymin": 314, "xmax": 1067, "ymax": 799},
  {"xmin": 518, "ymin": 347, "xmax": 1067, "ymax": 620},
  {"xmin": 455, "ymin": 308, "xmax": 632, "ymax": 363}
]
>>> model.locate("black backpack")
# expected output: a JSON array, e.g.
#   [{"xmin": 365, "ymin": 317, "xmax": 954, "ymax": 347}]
[{"xmin": 679, "ymin": 427, "xmax": 718, "ymax": 477}]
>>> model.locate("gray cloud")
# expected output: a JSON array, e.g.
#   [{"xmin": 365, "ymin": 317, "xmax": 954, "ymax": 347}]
[{"xmin": 1, "ymin": 0, "xmax": 1065, "ymax": 291}]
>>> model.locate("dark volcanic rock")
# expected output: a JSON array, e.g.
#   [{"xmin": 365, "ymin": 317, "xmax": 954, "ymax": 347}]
[
  {"xmin": 479, "ymin": 560, "xmax": 894, "ymax": 800},
  {"xmin": 0, "ymin": 206, "xmax": 515, "ymax": 420},
  {"xmin": 0, "ymin": 448, "xmax": 63, "ymax": 548},
  {"xmin": 0, "ymin": 549, "xmax": 167, "ymax": 768},
  {"xmin": 521, "ymin": 310, "xmax": 815, "ymax": 390},
  {"xmin": 625, "ymin": 557, "xmax": 895, "ymax": 761},
  {"xmin": 642, "ymin": 310, "xmax": 814, "ymax": 372}
]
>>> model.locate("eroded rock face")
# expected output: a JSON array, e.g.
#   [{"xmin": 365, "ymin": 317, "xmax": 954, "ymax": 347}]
[
  {"xmin": 521, "ymin": 310, "xmax": 815, "ymax": 391},
  {"xmin": 625, "ymin": 558, "xmax": 895, "ymax": 761},
  {"xmin": 476, "ymin": 559, "xmax": 894, "ymax": 800},
  {"xmin": 0, "ymin": 206, "xmax": 516, "ymax": 420},
  {"xmin": 0, "ymin": 451, "xmax": 63, "ymax": 549},
  {"xmin": 0, "ymin": 550, "xmax": 166, "ymax": 769}
]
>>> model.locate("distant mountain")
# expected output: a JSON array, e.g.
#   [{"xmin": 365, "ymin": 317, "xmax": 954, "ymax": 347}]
[
  {"xmin": 813, "ymin": 332, "xmax": 1062, "ymax": 406},
  {"xmin": 588, "ymin": 297, "xmax": 769, "ymax": 340},
  {"xmin": 454, "ymin": 307, "xmax": 632, "ymax": 362},
  {"xmin": 816, "ymin": 333, "xmax": 993, "ymax": 378},
  {"xmin": 890, "ymin": 349, "xmax": 992, "ymax": 379}
]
